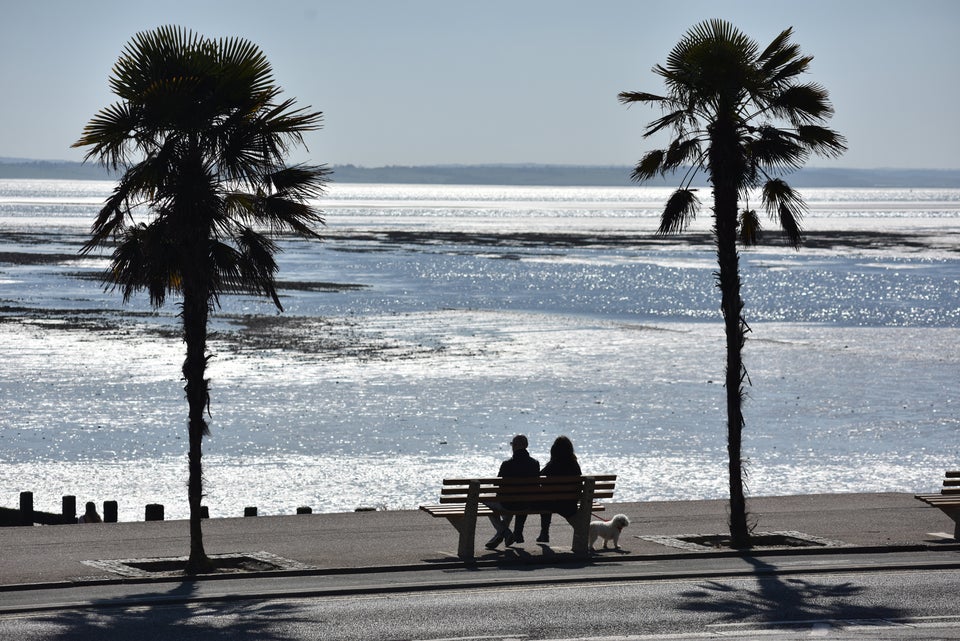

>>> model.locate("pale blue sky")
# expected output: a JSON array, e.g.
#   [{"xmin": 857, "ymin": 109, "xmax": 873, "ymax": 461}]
[{"xmin": 2, "ymin": 0, "xmax": 958, "ymax": 169}]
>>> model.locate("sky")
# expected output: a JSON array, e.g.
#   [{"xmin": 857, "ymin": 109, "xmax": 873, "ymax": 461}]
[{"xmin": 2, "ymin": 0, "xmax": 959, "ymax": 170}]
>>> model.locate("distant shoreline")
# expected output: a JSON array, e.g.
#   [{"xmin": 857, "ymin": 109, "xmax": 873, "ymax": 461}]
[{"xmin": 2, "ymin": 158, "xmax": 960, "ymax": 188}]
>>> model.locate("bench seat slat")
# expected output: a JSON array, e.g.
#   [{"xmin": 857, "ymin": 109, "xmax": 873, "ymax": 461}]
[
  {"xmin": 916, "ymin": 495, "xmax": 960, "ymax": 505},
  {"xmin": 440, "ymin": 483, "xmax": 616, "ymax": 495},
  {"xmin": 420, "ymin": 503, "xmax": 607, "ymax": 517},
  {"xmin": 438, "ymin": 491, "xmax": 614, "ymax": 504},
  {"xmin": 439, "ymin": 488, "xmax": 615, "ymax": 497},
  {"xmin": 438, "ymin": 491, "xmax": 615, "ymax": 501},
  {"xmin": 441, "ymin": 475, "xmax": 616, "ymax": 486}
]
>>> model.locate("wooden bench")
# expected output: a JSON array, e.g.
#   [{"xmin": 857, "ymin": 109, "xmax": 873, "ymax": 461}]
[
  {"xmin": 915, "ymin": 470, "xmax": 960, "ymax": 539},
  {"xmin": 419, "ymin": 475, "xmax": 616, "ymax": 559}
]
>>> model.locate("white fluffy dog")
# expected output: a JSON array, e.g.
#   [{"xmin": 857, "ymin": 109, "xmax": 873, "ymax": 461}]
[{"xmin": 589, "ymin": 514, "xmax": 630, "ymax": 550}]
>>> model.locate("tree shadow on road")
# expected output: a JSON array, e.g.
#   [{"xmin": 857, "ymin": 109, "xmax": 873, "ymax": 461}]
[
  {"xmin": 30, "ymin": 580, "xmax": 314, "ymax": 641},
  {"xmin": 675, "ymin": 555, "xmax": 905, "ymax": 626}
]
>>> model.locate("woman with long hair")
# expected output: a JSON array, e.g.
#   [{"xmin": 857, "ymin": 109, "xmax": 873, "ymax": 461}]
[{"xmin": 537, "ymin": 436, "xmax": 581, "ymax": 543}]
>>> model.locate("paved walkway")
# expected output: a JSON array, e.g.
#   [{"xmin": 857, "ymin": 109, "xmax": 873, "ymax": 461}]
[{"xmin": 1, "ymin": 493, "xmax": 957, "ymax": 590}]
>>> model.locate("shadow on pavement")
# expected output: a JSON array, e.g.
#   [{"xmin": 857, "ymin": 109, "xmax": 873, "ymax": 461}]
[
  {"xmin": 675, "ymin": 555, "xmax": 906, "ymax": 625},
  {"xmin": 31, "ymin": 580, "xmax": 310, "ymax": 641}
]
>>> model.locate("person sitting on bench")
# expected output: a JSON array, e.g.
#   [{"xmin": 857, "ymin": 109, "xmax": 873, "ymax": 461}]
[
  {"xmin": 537, "ymin": 436, "xmax": 581, "ymax": 543},
  {"xmin": 485, "ymin": 434, "xmax": 540, "ymax": 549}
]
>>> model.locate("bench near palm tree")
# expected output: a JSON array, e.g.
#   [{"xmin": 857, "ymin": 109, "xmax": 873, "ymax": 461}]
[{"xmin": 620, "ymin": 20, "xmax": 846, "ymax": 548}]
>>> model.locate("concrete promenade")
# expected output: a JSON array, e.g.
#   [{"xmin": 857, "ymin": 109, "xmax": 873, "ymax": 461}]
[{"xmin": 1, "ymin": 493, "xmax": 958, "ymax": 591}]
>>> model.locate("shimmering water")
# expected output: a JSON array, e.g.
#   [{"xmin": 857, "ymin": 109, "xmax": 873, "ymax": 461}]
[{"xmin": 1, "ymin": 179, "xmax": 958, "ymax": 521}]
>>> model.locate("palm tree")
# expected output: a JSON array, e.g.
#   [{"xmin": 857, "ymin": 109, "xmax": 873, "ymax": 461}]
[
  {"xmin": 619, "ymin": 20, "xmax": 845, "ymax": 547},
  {"xmin": 74, "ymin": 26, "xmax": 328, "ymax": 573}
]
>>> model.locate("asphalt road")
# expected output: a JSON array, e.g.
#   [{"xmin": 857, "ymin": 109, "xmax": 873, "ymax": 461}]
[{"xmin": 3, "ymin": 550, "xmax": 960, "ymax": 640}]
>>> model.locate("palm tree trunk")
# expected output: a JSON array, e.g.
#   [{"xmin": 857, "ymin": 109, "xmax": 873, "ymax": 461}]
[
  {"xmin": 716, "ymin": 232, "xmax": 750, "ymax": 548},
  {"xmin": 710, "ymin": 121, "xmax": 751, "ymax": 549},
  {"xmin": 182, "ymin": 275, "xmax": 213, "ymax": 574}
]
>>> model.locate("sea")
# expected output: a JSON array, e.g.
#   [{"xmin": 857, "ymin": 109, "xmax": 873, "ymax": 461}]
[{"xmin": 1, "ymin": 179, "xmax": 958, "ymax": 522}]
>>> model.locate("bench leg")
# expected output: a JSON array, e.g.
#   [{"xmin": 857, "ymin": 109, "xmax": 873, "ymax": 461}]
[
  {"xmin": 456, "ymin": 481, "xmax": 480, "ymax": 560},
  {"xmin": 937, "ymin": 507, "xmax": 960, "ymax": 541},
  {"xmin": 444, "ymin": 517, "xmax": 477, "ymax": 559},
  {"xmin": 570, "ymin": 477, "xmax": 596, "ymax": 556}
]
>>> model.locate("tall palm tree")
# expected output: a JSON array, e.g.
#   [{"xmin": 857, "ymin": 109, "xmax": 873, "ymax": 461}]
[
  {"xmin": 74, "ymin": 26, "xmax": 328, "ymax": 573},
  {"xmin": 619, "ymin": 20, "xmax": 845, "ymax": 547}
]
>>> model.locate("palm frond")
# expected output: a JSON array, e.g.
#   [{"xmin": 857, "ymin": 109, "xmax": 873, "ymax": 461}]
[
  {"xmin": 796, "ymin": 124, "xmax": 848, "ymax": 158},
  {"xmin": 657, "ymin": 188, "xmax": 700, "ymax": 235},
  {"xmin": 617, "ymin": 91, "xmax": 668, "ymax": 106},
  {"xmin": 209, "ymin": 230, "xmax": 282, "ymax": 309},
  {"xmin": 259, "ymin": 194, "xmax": 325, "ymax": 237},
  {"xmin": 768, "ymin": 55, "xmax": 813, "ymax": 86},
  {"xmin": 747, "ymin": 126, "xmax": 807, "ymax": 173},
  {"xmin": 107, "ymin": 221, "xmax": 182, "ymax": 306},
  {"xmin": 643, "ymin": 109, "xmax": 692, "ymax": 138},
  {"xmin": 233, "ymin": 228, "xmax": 282, "ymax": 309},
  {"xmin": 739, "ymin": 208, "xmax": 762, "ymax": 246},
  {"xmin": 776, "ymin": 203, "xmax": 803, "ymax": 249},
  {"xmin": 72, "ymin": 102, "xmax": 140, "ymax": 169},
  {"xmin": 769, "ymin": 83, "xmax": 834, "ymax": 124},
  {"xmin": 756, "ymin": 27, "xmax": 796, "ymax": 70},
  {"xmin": 761, "ymin": 178, "xmax": 805, "ymax": 247},
  {"xmin": 631, "ymin": 149, "xmax": 665, "ymax": 182},
  {"xmin": 663, "ymin": 138, "xmax": 703, "ymax": 171}
]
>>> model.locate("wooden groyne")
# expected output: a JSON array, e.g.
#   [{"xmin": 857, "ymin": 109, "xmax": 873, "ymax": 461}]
[{"xmin": 0, "ymin": 492, "xmax": 118, "ymax": 526}]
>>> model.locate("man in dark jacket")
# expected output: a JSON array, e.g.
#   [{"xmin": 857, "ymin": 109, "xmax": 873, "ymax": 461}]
[{"xmin": 486, "ymin": 434, "xmax": 540, "ymax": 549}]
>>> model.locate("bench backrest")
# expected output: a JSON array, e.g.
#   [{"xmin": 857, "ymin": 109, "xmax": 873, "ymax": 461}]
[
  {"xmin": 438, "ymin": 475, "xmax": 616, "ymax": 504},
  {"xmin": 943, "ymin": 470, "xmax": 960, "ymax": 495}
]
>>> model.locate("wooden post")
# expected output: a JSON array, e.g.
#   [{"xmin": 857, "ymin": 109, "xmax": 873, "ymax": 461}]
[
  {"xmin": 200, "ymin": 506, "xmax": 209, "ymax": 519},
  {"xmin": 19, "ymin": 491, "xmax": 33, "ymax": 526},
  {"xmin": 103, "ymin": 501, "xmax": 118, "ymax": 523},
  {"xmin": 570, "ymin": 476, "xmax": 595, "ymax": 556},
  {"xmin": 297, "ymin": 506, "xmax": 312, "ymax": 514},
  {"xmin": 458, "ymin": 480, "xmax": 480, "ymax": 560},
  {"xmin": 145, "ymin": 504, "xmax": 164, "ymax": 521},
  {"xmin": 62, "ymin": 495, "xmax": 77, "ymax": 523},
  {"xmin": 244, "ymin": 507, "xmax": 258, "ymax": 517}
]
